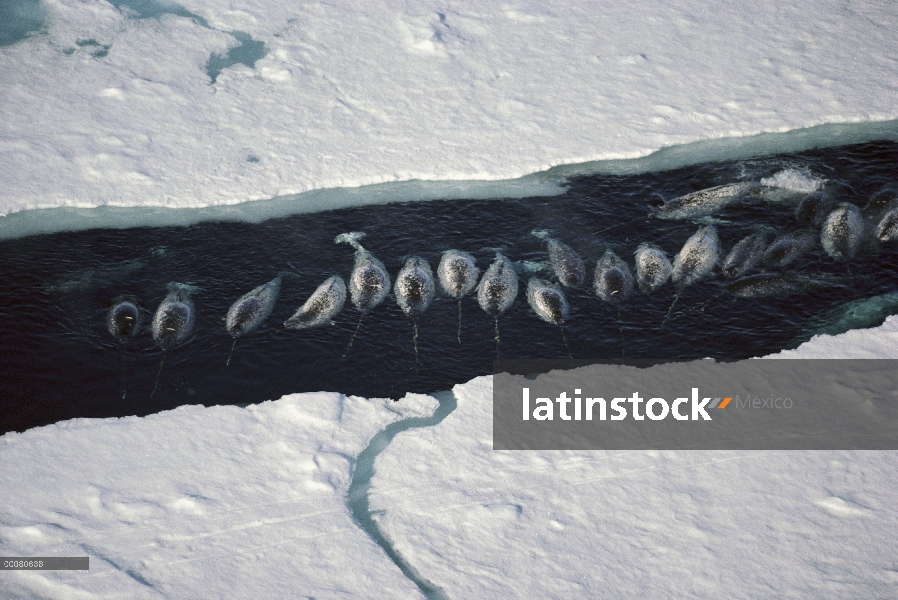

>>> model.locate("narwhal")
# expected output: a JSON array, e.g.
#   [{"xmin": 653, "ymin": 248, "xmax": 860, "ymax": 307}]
[
  {"xmin": 335, "ymin": 232, "xmax": 391, "ymax": 353},
  {"xmin": 655, "ymin": 182, "xmax": 759, "ymax": 219},
  {"xmin": 795, "ymin": 191, "xmax": 835, "ymax": 227},
  {"xmin": 821, "ymin": 203, "xmax": 864, "ymax": 261},
  {"xmin": 594, "ymin": 249, "xmax": 634, "ymax": 353},
  {"xmin": 151, "ymin": 283, "xmax": 198, "ymax": 398},
  {"xmin": 531, "ymin": 230, "xmax": 586, "ymax": 287},
  {"xmin": 721, "ymin": 230, "xmax": 773, "ymax": 278},
  {"xmin": 864, "ymin": 187, "xmax": 898, "ymax": 213},
  {"xmin": 526, "ymin": 278, "xmax": 572, "ymax": 358},
  {"xmin": 108, "ymin": 296, "xmax": 141, "ymax": 340},
  {"xmin": 477, "ymin": 252, "xmax": 519, "ymax": 358},
  {"xmin": 801, "ymin": 290, "xmax": 898, "ymax": 341},
  {"xmin": 594, "ymin": 249, "xmax": 634, "ymax": 303},
  {"xmin": 663, "ymin": 225, "xmax": 719, "ymax": 326},
  {"xmin": 394, "ymin": 257, "xmax": 436, "ymax": 364},
  {"xmin": 763, "ymin": 231, "xmax": 816, "ymax": 269},
  {"xmin": 107, "ymin": 295, "xmax": 141, "ymax": 399},
  {"xmin": 437, "ymin": 250, "xmax": 480, "ymax": 343},
  {"xmin": 634, "ymin": 243, "xmax": 672, "ymax": 293},
  {"xmin": 725, "ymin": 272, "xmax": 841, "ymax": 298},
  {"xmin": 671, "ymin": 225, "xmax": 720, "ymax": 289},
  {"xmin": 49, "ymin": 257, "xmax": 146, "ymax": 295},
  {"xmin": 225, "ymin": 275, "xmax": 282, "ymax": 365},
  {"xmin": 284, "ymin": 275, "xmax": 347, "ymax": 329},
  {"xmin": 875, "ymin": 207, "xmax": 898, "ymax": 242}
]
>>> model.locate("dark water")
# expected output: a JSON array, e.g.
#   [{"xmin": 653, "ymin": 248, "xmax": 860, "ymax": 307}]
[
  {"xmin": 109, "ymin": 0, "xmax": 267, "ymax": 84},
  {"xmin": 2, "ymin": 141, "xmax": 898, "ymax": 434},
  {"xmin": 206, "ymin": 31, "xmax": 268, "ymax": 84}
]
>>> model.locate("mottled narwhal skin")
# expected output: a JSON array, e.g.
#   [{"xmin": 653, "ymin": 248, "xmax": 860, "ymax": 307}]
[
  {"xmin": 526, "ymin": 278, "xmax": 569, "ymax": 325},
  {"xmin": 795, "ymin": 191, "xmax": 835, "ymax": 227},
  {"xmin": 335, "ymin": 232, "xmax": 391, "ymax": 312},
  {"xmin": 394, "ymin": 257, "xmax": 435, "ymax": 319},
  {"xmin": 108, "ymin": 295, "xmax": 142, "ymax": 399},
  {"xmin": 594, "ymin": 249, "xmax": 634, "ymax": 303},
  {"xmin": 864, "ymin": 187, "xmax": 898, "ymax": 214},
  {"xmin": 671, "ymin": 225, "xmax": 719, "ymax": 289},
  {"xmin": 634, "ymin": 243, "xmax": 672, "ymax": 292},
  {"xmin": 226, "ymin": 276, "xmax": 282, "ymax": 338},
  {"xmin": 284, "ymin": 275, "xmax": 346, "ymax": 329},
  {"xmin": 49, "ymin": 258, "xmax": 146, "ymax": 295},
  {"xmin": 721, "ymin": 230, "xmax": 773, "ymax": 278},
  {"xmin": 763, "ymin": 231, "xmax": 816, "ymax": 269},
  {"xmin": 477, "ymin": 252, "xmax": 518, "ymax": 316},
  {"xmin": 821, "ymin": 203, "xmax": 864, "ymax": 260},
  {"xmin": 107, "ymin": 296, "xmax": 141, "ymax": 340},
  {"xmin": 807, "ymin": 291, "xmax": 898, "ymax": 339},
  {"xmin": 437, "ymin": 250, "xmax": 479, "ymax": 299},
  {"xmin": 655, "ymin": 182, "xmax": 758, "ymax": 219},
  {"xmin": 863, "ymin": 188, "xmax": 898, "ymax": 243},
  {"xmin": 726, "ymin": 273, "xmax": 838, "ymax": 298},
  {"xmin": 152, "ymin": 284, "xmax": 196, "ymax": 349},
  {"xmin": 531, "ymin": 230, "xmax": 586, "ymax": 287},
  {"xmin": 875, "ymin": 207, "xmax": 898, "ymax": 242}
]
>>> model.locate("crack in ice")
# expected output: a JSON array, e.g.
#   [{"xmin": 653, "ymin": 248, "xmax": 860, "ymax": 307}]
[{"xmin": 347, "ymin": 391, "xmax": 457, "ymax": 600}]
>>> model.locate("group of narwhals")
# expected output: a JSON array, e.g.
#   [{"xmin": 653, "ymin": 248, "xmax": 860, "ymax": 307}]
[{"xmin": 107, "ymin": 178, "xmax": 898, "ymax": 397}]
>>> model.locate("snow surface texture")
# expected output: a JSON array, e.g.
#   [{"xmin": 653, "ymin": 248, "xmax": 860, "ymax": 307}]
[
  {"xmin": 2, "ymin": 321, "xmax": 897, "ymax": 598},
  {"xmin": 2, "ymin": 0, "xmax": 898, "ymax": 219},
  {"xmin": 371, "ymin": 329, "xmax": 898, "ymax": 599},
  {"xmin": 3, "ymin": 0, "xmax": 898, "ymax": 597},
  {"xmin": 770, "ymin": 315, "xmax": 898, "ymax": 359},
  {"xmin": 0, "ymin": 392, "xmax": 437, "ymax": 598}
]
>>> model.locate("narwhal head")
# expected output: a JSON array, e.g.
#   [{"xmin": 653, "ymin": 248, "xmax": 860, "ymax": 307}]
[{"xmin": 108, "ymin": 299, "xmax": 141, "ymax": 340}]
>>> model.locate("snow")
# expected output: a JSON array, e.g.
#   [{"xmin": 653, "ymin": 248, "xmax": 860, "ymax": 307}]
[
  {"xmin": 769, "ymin": 314, "xmax": 898, "ymax": 359},
  {"xmin": 1, "ymin": 0, "xmax": 898, "ymax": 223},
  {"xmin": 0, "ymin": 392, "xmax": 437, "ymax": 598},
  {"xmin": 368, "ymin": 329, "xmax": 898, "ymax": 598},
  {"xmin": 2, "ymin": 0, "xmax": 898, "ymax": 597},
  {"xmin": 2, "ymin": 320, "xmax": 896, "ymax": 597}
]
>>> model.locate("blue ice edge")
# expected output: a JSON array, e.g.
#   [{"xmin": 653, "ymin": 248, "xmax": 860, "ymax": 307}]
[
  {"xmin": 348, "ymin": 390, "xmax": 457, "ymax": 600},
  {"xmin": 3, "ymin": 118, "xmax": 898, "ymax": 241}
]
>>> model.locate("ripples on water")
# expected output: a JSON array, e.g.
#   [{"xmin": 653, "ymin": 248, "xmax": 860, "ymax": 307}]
[{"xmin": 2, "ymin": 141, "xmax": 897, "ymax": 433}]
